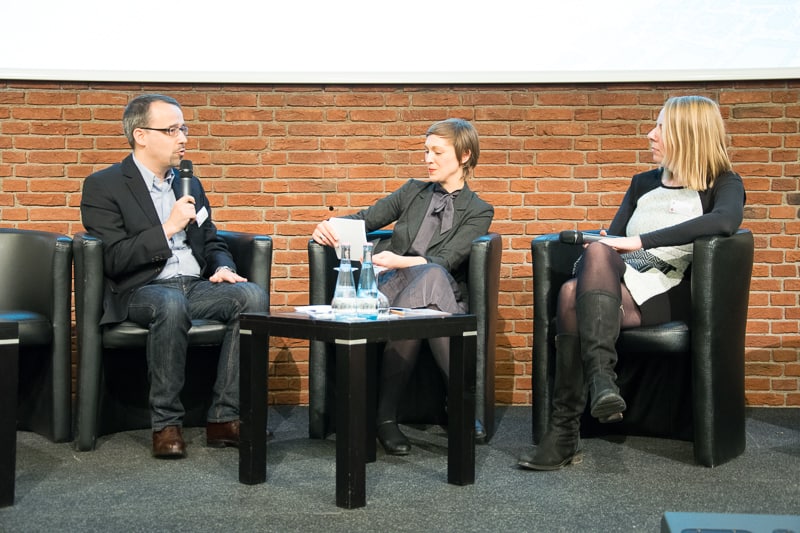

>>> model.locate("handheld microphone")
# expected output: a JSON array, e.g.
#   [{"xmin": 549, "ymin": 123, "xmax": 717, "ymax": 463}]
[
  {"xmin": 179, "ymin": 159, "xmax": 193, "ymax": 198},
  {"xmin": 559, "ymin": 230, "xmax": 617, "ymax": 245}
]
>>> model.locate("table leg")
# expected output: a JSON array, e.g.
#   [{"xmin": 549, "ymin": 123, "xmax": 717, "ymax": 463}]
[
  {"xmin": 447, "ymin": 330, "xmax": 476, "ymax": 486},
  {"xmin": 365, "ymin": 343, "xmax": 377, "ymax": 464},
  {"xmin": 239, "ymin": 322, "xmax": 268, "ymax": 485},
  {"xmin": 0, "ymin": 325, "xmax": 19, "ymax": 508},
  {"xmin": 335, "ymin": 338, "xmax": 367, "ymax": 509}
]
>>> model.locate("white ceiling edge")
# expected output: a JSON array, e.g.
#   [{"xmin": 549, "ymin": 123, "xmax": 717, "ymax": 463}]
[{"xmin": 3, "ymin": 68, "xmax": 799, "ymax": 85}]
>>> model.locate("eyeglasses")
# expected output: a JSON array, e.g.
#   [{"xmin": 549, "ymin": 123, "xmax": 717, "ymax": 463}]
[{"xmin": 140, "ymin": 125, "xmax": 189, "ymax": 137}]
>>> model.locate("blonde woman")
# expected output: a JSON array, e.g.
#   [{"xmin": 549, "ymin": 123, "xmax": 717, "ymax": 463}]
[{"xmin": 519, "ymin": 96, "xmax": 746, "ymax": 470}]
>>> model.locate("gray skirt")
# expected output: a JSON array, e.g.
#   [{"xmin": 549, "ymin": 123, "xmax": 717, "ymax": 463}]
[{"xmin": 378, "ymin": 263, "xmax": 466, "ymax": 314}]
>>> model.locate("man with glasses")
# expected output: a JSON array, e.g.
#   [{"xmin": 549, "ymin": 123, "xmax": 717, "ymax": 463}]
[{"xmin": 80, "ymin": 94, "xmax": 268, "ymax": 458}]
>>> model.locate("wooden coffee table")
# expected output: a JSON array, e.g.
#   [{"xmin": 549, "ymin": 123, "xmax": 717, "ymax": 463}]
[{"xmin": 237, "ymin": 311, "xmax": 477, "ymax": 509}]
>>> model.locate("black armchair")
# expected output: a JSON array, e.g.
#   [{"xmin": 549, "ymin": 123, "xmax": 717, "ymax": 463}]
[
  {"xmin": 0, "ymin": 228, "xmax": 72, "ymax": 443},
  {"xmin": 531, "ymin": 229, "xmax": 754, "ymax": 467},
  {"xmin": 73, "ymin": 230, "xmax": 272, "ymax": 451},
  {"xmin": 308, "ymin": 231, "xmax": 502, "ymax": 443}
]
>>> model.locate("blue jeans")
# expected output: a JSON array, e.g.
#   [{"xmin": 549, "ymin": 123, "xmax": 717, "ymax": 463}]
[{"xmin": 127, "ymin": 276, "xmax": 268, "ymax": 431}]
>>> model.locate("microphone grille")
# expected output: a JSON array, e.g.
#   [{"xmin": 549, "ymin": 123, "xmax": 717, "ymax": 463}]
[{"xmin": 559, "ymin": 230, "xmax": 579, "ymax": 244}]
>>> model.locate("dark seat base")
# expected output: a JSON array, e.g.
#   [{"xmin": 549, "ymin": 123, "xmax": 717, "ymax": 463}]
[
  {"xmin": 96, "ymin": 344, "xmax": 222, "ymax": 435},
  {"xmin": 580, "ymin": 349, "xmax": 694, "ymax": 441}
]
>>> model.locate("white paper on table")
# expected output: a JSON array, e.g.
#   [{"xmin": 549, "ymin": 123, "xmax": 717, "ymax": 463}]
[
  {"xmin": 294, "ymin": 305, "xmax": 335, "ymax": 317},
  {"xmin": 388, "ymin": 307, "xmax": 450, "ymax": 317},
  {"xmin": 329, "ymin": 218, "xmax": 367, "ymax": 261}
]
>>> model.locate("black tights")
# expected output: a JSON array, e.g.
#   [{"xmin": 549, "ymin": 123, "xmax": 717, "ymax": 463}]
[
  {"xmin": 376, "ymin": 337, "xmax": 450, "ymax": 423},
  {"xmin": 375, "ymin": 264, "xmax": 460, "ymax": 424},
  {"xmin": 556, "ymin": 243, "xmax": 642, "ymax": 335}
]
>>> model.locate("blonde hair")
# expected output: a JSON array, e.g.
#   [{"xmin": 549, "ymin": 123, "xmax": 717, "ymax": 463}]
[{"xmin": 660, "ymin": 95, "xmax": 732, "ymax": 191}]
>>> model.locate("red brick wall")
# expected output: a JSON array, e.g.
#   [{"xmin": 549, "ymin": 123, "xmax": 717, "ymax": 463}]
[{"xmin": 1, "ymin": 80, "xmax": 798, "ymax": 407}]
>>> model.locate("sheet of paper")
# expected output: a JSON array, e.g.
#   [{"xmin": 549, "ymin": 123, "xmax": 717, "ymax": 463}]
[
  {"xmin": 388, "ymin": 307, "xmax": 451, "ymax": 317},
  {"xmin": 329, "ymin": 217, "xmax": 367, "ymax": 261}
]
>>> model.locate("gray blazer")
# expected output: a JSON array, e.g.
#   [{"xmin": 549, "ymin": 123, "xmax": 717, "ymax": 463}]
[{"xmin": 342, "ymin": 179, "xmax": 494, "ymax": 292}]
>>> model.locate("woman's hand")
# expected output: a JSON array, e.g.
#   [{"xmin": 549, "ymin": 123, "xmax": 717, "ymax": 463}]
[
  {"xmin": 311, "ymin": 220, "xmax": 338, "ymax": 247},
  {"xmin": 600, "ymin": 235, "xmax": 643, "ymax": 252},
  {"xmin": 373, "ymin": 251, "xmax": 426, "ymax": 270}
]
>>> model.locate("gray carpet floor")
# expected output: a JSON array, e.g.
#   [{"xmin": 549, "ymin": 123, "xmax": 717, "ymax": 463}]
[{"xmin": 2, "ymin": 406, "xmax": 799, "ymax": 533}]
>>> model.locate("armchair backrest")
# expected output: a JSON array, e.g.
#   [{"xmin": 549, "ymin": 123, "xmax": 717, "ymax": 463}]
[
  {"xmin": 0, "ymin": 228, "xmax": 72, "ymax": 321},
  {"xmin": 216, "ymin": 230, "xmax": 273, "ymax": 302}
]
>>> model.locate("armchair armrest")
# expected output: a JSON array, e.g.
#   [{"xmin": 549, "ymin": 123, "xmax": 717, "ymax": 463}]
[
  {"xmin": 308, "ymin": 239, "xmax": 338, "ymax": 305},
  {"xmin": 217, "ymin": 230, "xmax": 272, "ymax": 298},
  {"xmin": 51, "ymin": 235, "xmax": 74, "ymax": 441},
  {"xmin": 690, "ymin": 229, "xmax": 753, "ymax": 466},
  {"xmin": 73, "ymin": 232, "xmax": 105, "ymax": 450},
  {"xmin": 468, "ymin": 233, "xmax": 502, "ymax": 437},
  {"xmin": 531, "ymin": 233, "xmax": 585, "ymax": 442}
]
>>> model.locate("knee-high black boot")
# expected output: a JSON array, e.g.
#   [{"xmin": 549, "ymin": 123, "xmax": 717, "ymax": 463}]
[
  {"xmin": 576, "ymin": 290, "xmax": 626, "ymax": 422},
  {"xmin": 376, "ymin": 339, "xmax": 418, "ymax": 455},
  {"xmin": 518, "ymin": 334, "xmax": 585, "ymax": 470}
]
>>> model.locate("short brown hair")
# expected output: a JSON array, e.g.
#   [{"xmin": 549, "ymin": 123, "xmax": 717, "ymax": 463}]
[
  {"xmin": 426, "ymin": 118, "xmax": 480, "ymax": 180},
  {"xmin": 122, "ymin": 94, "xmax": 181, "ymax": 148}
]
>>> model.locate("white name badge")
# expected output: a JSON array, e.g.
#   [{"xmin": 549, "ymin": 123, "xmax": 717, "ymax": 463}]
[
  {"xmin": 195, "ymin": 206, "xmax": 209, "ymax": 226},
  {"xmin": 668, "ymin": 199, "xmax": 695, "ymax": 216}
]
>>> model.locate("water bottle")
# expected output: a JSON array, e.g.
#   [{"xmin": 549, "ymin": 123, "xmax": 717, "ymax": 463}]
[
  {"xmin": 356, "ymin": 243, "xmax": 379, "ymax": 319},
  {"xmin": 331, "ymin": 243, "xmax": 358, "ymax": 318},
  {"xmin": 375, "ymin": 286, "xmax": 390, "ymax": 317}
]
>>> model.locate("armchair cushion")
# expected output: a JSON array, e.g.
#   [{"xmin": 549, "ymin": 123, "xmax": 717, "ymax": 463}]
[{"xmin": 0, "ymin": 311, "xmax": 53, "ymax": 347}]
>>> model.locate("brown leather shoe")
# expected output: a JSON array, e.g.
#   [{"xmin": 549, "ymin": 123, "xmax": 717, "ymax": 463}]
[
  {"xmin": 207, "ymin": 420, "xmax": 240, "ymax": 448},
  {"xmin": 152, "ymin": 425, "xmax": 186, "ymax": 458}
]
